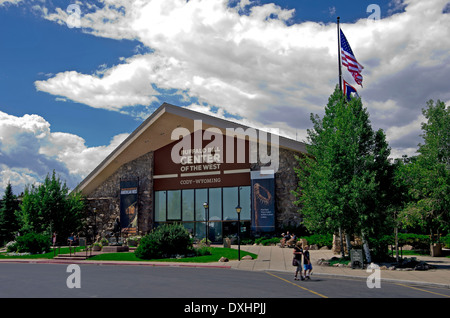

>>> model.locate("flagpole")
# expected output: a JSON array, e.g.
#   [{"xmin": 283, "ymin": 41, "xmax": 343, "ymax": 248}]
[{"xmin": 337, "ymin": 16, "xmax": 342, "ymax": 93}]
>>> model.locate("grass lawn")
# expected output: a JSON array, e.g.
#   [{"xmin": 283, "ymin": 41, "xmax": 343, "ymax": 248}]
[
  {"xmin": 89, "ymin": 247, "xmax": 258, "ymax": 263},
  {"xmin": 0, "ymin": 247, "xmax": 258, "ymax": 263},
  {"xmin": 0, "ymin": 246, "xmax": 85, "ymax": 259}
]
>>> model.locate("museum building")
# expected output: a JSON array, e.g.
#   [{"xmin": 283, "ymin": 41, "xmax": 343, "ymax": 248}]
[{"xmin": 76, "ymin": 103, "xmax": 308, "ymax": 243}]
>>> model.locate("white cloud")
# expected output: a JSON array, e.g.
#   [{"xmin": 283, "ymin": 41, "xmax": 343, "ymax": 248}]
[
  {"xmin": 35, "ymin": 55, "xmax": 161, "ymax": 111},
  {"xmin": 0, "ymin": 110, "xmax": 129, "ymax": 193},
  {"xmin": 33, "ymin": 0, "xmax": 450, "ymax": 159},
  {"xmin": 0, "ymin": 0, "xmax": 23, "ymax": 6}
]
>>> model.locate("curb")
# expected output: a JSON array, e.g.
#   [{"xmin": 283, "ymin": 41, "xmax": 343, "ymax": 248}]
[{"xmin": 0, "ymin": 258, "xmax": 232, "ymax": 269}]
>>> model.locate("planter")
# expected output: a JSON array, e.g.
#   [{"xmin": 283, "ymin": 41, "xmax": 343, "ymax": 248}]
[
  {"xmin": 128, "ymin": 240, "xmax": 138, "ymax": 247},
  {"xmin": 92, "ymin": 245, "xmax": 101, "ymax": 251},
  {"xmin": 430, "ymin": 243, "xmax": 442, "ymax": 257}
]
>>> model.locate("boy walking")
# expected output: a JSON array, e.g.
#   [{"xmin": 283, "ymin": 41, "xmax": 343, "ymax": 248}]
[{"xmin": 303, "ymin": 245, "xmax": 312, "ymax": 280}]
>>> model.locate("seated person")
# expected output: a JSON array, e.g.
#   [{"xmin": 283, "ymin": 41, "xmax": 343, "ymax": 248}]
[
  {"xmin": 67, "ymin": 233, "xmax": 74, "ymax": 246},
  {"xmin": 287, "ymin": 234, "xmax": 297, "ymax": 247},
  {"xmin": 280, "ymin": 231, "xmax": 291, "ymax": 248}
]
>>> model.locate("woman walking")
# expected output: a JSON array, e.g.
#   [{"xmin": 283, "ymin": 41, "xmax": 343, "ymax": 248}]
[{"xmin": 293, "ymin": 241, "xmax": 304, "ymax": 280}]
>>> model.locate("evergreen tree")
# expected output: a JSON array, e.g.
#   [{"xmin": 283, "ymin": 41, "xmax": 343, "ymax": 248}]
[
  {"xmin": 0, "ymin": 182, "xmax": 19, "ymax": 245},
  {"xmin": 293, "ymin": 87, "xmax": 395, "ymax": 262}
]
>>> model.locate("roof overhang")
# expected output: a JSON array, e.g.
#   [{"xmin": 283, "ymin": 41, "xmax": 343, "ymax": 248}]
[{"xmin": 76, "ymin": 103, "xmax": 308, "ymax": 196}]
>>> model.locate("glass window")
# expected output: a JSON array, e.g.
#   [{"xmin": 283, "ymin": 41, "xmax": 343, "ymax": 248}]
[
  {"xmin": 167, "ymin": 190, "xmax": 181, "ymax": 220},
  {"xmin": 195, "ymin": 189, "xmax": 207, "ymax": 221},
  {"xmin": 223, "ymin": 187, "xmax": 238, "ymax": 220},
  {"xmin": 182, "ymin": 189, "xmax": 194, "ymax": 221},
  {"xmin": 154, "ymin": 191, "xmax": 166, "ymax": 222},
  {"xmin": 209, "ymin": 221, "xmax": 222, "ymax": 243},
  {"xmin": 195, "ymin": 222, "xmax": 206, "ymax": 240},
  {"xmin": 182, "ymin": 222, "xmax": 194, "ymax": 238},
  {"xmin": 209, "ymin": 188, "xmax": 222, "ymax": 221},
  {"xmin": 240, "ymin": 186, "xmax": 251, "ymax": 220}
]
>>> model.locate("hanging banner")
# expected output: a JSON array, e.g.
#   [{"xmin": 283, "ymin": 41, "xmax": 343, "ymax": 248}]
[
  {"xmin": 251, "ymin": 171, "xmax": 275, "ymax": 232},
  {"xmin": 120, "ymin": 180, "xmax": 138, "ymax": 236}
]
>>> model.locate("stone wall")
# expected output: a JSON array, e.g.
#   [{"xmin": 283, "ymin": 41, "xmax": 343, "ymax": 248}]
[
  {"xmin": 274, "ymin": 148, "xmax": 302, "ymax": 229},
  {"xmin": 251, "ymin": 146, "xmax": 303, "ymax": 231},
  {"xmin": 86, "ymin": 151, "xmax": 154, "ymax": 238},
  {"xmin": 84, "ymin": 145, "xmax": 304, "ymax": 239}
]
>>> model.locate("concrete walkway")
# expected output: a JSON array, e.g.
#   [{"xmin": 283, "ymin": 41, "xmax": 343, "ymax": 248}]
[{"xmin": 227, "ymin": 245, "xmax": 450, "ymax": 288}]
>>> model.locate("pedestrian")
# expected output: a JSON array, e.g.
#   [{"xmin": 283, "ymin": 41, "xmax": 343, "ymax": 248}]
[
  {"xmin": 303, "ymin": 245, "xmax": 312, "ymax": 280},
  {"xmin": 52, "ymin": 232, "xmax": 57, "ymax": 247},
  {"xmin": 293, "ymin": 241, "xmax": 304, "ymax": 280}
]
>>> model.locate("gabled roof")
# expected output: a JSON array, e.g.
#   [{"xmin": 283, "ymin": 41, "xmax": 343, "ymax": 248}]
[{"xmin": 76, "ymin": 103, "xmax": 307, "ymax": 195}]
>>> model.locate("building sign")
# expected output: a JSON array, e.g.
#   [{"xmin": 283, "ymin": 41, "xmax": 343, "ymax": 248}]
[
  {"xmin": 154, "ymin": 131, "xmax": 251, "ymax": 190},
  {"xmin": 120, "ymin": 180, "xmax": 138, "ymax": 235},
  {"xmin": 251, "ymin": 171, "xmax": 275, "ymax": 232}
]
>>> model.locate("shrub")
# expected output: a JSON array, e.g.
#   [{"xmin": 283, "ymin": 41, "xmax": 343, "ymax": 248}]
[
  {"xmin": 398, "ymin": 233, "xmax": 430, "ymax": 250},
  {"xmin": 302, "ymin": 234, "xmax": 333, "ymax": 248},
  {"xmin": 194, "ymin": 244, "xmax": 212, "ymax": 256},
  {"xmin": 135, "ymin": 223, "xmax": 193, "ymax": 259},
  {"xmin": 254, "ymin": 237, "xmax": 280, "ymax": 246},
  {"xmin": 442, "ymin": 234, "xmax": 450, "ymax": 248},
  {"xmin": 8, "ymin": 232, "xmax": 51, "ymax": 254}
]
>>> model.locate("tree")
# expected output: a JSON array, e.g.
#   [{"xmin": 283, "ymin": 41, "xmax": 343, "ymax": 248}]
[
  {"xmin": 293, "ymin": 87, "xmax": 395, "ymax": 262},
  {"xmin": 16, "ymin": 171, "xmax": 86, "ymax": 243},
  {"xmin": 398, "ymin": 100, "xmax": 450, "ymax": 239},
  {"xmin": 0, "ymin": 182, "xmax": 19, "ymax": 245}
]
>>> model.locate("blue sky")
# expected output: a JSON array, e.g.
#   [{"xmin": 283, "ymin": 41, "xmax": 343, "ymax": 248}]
[{"xmin": 1, "ymin": 0, "xmax": 449, "ymax": 194}]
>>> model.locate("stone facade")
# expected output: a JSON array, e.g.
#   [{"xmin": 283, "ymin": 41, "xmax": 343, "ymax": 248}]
[
  {"xmin": 85, "ymin": 146, "xmax": 303, "ymax": 239},
  {"xmin": 86, "ymin": 152, "xmax": 154, "ymax": 239},
  {"xmin": 274, "ymin": 148, "xmax": 302, "ymax": 229}
]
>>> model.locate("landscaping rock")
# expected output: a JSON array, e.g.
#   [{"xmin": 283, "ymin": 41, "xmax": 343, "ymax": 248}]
[
  {"xmin": 241, "ymin": 255, "xmax": 253, "ymax": 260},
  {"xmin": 219, "ymin": 257, "xmax": 229, "ymax": 262}
]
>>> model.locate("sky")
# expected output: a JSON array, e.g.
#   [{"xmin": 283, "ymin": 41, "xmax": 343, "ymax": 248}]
[{"xmin": 1, "ymin": 0, "xmax": 450, "ymax": 194}]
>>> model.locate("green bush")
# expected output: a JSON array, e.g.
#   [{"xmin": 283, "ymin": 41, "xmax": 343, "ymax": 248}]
[
  {"xmin": 397, "ymin": 233, "xmax": 430, "ymax": 250},
  {"xmin": 255, "ymin": 237, "xmax": 280, "ymax": 246},
  {"xmin": 442, "ymin": 234, "xmax": 450, "ymax": 248},
  {"xmin": 7, "ymin": 232, "xmax": 51, "ymax": 254},
  {"xmin": 135, "ymin": 223, "xmax": 193, "ymax": 259},
  {"xmin": 302, "ymin": 234, "xmax": 333, "ymax": 248}
]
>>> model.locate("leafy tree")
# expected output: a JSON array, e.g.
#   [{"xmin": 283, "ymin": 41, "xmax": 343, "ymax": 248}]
[
  {"xmin": 293, "ymin": 87, "xmax": 395, "ymax": 262},
  {"xmin": 0, "ymin": 182, "xmax": 20, "ymax": 245},
  {"xmin": 398, "ymin": 100, "xmax": 450, "ymax": 239},
  {"xmin": 16, "ymin": 171, "xmax": 86, "ymax": 243}
]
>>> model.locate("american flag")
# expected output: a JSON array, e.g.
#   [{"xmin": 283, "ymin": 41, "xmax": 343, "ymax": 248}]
[{"xmin": 340, "ymin": 29, "xmax": 364, "ymax": 87}]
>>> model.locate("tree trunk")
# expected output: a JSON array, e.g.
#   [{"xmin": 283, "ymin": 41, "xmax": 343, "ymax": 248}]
[
  {"xmin": 394, "ymin": 226, "xmax": 399, "ymax": 262},
  {"xmin": 362, "ymin": 232, "xmax": 372, "ymax": 264},
  {"xmin": 339, "ymin": 227, "xmax": 345, "ymax": 258},
  {"xmin": 345, "ymin": 233, "xmax": 352, "ymax": 255}
]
